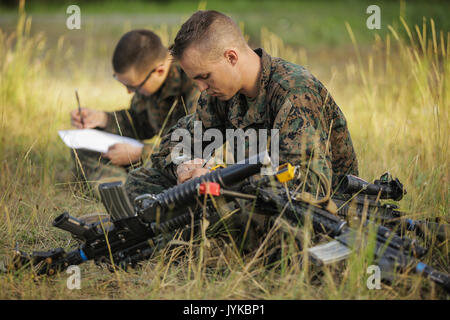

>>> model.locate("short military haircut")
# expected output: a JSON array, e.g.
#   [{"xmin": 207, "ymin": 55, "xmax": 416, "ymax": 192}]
[
  {"xmin": 170, "ymin": 10, "xmax": 247, "ymax": 61},
  {"xmin": 112, "ymin": 29, "xmax": 167, "ymax": 75}
]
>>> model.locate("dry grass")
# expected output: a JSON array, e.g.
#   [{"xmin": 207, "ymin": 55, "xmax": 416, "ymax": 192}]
[{"xmin": 0, "ymin": 7, "xmax": 448, "ymax": 299}]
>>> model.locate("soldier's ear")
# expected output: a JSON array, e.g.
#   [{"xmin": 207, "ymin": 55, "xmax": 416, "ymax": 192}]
[
  {"xmin": 224, "ymin": 49, "xmax": 238, "ymax": 66},
  {"xmin": 156, "ymin": 65, "xmax": 166, "ymax": 75}
]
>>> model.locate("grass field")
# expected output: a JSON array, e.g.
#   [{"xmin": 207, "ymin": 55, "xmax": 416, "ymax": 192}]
[{"xmin": 0, "ymin": 0, "xmax": 448, "ymax": 299}]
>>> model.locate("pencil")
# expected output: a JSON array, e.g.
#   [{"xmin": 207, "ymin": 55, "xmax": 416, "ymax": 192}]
[{"xmin": 75, "ymin": 89, "xmax": 84, "ymax": 127}]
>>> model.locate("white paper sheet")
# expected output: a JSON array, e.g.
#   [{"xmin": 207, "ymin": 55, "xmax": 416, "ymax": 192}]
[{"xmin": 58, "ymin": 129, "xmax": 143, "ymax": 153}]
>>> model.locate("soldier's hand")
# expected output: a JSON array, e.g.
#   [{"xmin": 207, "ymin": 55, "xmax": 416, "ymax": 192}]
[
  {"xmin": 176, "ymin": 158, "xmax": 210, "ymax": 184},
  {"xmin": 103, "ymin": 143, "xmax": 143, "ymax": 166},
  {"xmin": 70, "ymin": 108, "xmax": 108, "ymax": 129}
]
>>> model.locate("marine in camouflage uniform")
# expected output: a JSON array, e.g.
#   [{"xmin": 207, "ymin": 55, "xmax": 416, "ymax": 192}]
[
  {"xmin": 73, "ymin": 62, "xmax": 200, "ymax": 195},
  {"xmin": 124, "ymin": 48, "xmax": 358, "ymax": 252}
]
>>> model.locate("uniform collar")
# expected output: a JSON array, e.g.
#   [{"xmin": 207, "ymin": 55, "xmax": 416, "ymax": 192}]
[
  {"xmin": 227, "ymin": 48, "xmax": 272, "ymax": 128},
  {"xmin": 159, "ymin": 62, "xmax": 182, "ymax": 101},
  {"xmin": 138, "ymin": 62, "xmax": 182, "ymax": 102}
]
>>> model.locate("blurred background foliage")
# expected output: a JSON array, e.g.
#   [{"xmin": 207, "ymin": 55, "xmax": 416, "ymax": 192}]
[
  {"xmin": 1, "ymin": 0, "xmax": 449, "ymax": 48},
  {"xmin": 1, "ymin": 0, "xmax": 449, "ymax": 81}
]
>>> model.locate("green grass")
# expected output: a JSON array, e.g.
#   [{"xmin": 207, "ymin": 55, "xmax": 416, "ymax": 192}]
[{"xmin": 0, "ymin": 2, "xmax": 449, "ymax": 299}]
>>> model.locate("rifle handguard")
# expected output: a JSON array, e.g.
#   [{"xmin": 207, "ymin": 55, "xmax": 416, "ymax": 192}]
[{"xmin": 136, "ymin": 152, "xmax": 271, "ymax": 223}]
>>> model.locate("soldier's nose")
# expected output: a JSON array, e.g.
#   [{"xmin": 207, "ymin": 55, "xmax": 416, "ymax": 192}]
[{"xmin": 196, "ymin": 81, "xmax": 208, "ymax": 92}]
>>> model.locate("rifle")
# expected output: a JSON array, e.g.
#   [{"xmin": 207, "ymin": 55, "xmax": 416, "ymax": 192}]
[
  {"xmin": 3, "ymin": 152, "xmax": 270, "ymax": 276},
  {"xmin": 237, "ymin": 176, "xmax": 450, "ymax": 292},
  {"xmin": 333, "ymin": 173, "xmax": 448, "ymax": 242},
  {"xmin": 2, "ymin": 154, "xmax": 449, "ymax": 293}
]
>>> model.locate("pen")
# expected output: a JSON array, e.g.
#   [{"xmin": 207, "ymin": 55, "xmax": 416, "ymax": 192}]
[
  {"xmin": 75, "ymin": 89, "xmax": 84, "ymax": 127},
  {"xmin": 202, "ymin": 155, "xmax": 212, "ymax": 168}
]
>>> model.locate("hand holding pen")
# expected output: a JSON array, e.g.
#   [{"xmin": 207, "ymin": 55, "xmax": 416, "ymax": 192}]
[{"xmin": 70, "ymin": 90, "xmax": 108, "ymax": 129}]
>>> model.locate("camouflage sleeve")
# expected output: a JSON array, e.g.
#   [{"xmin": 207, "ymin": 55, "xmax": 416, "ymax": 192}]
[
  {"xmin": 181, "ymin": 81, "xmax": 201, "ymax": 115},
  {"xmin": 273, "ymin": 89, "xmax": 333, "ymax": 195},
  {"xmin": 141, "ymin": 141, "xmax": 161, "ymax": 165},
  {"xmin": 103, "ymin": 109, "xmax": 133, "ymax": 137},
  {"xmin": 103, "ymin": 93, "xmax": 156, "ymax": 140},
  {"xmin": 150, "ymin": 92, "xmax": 224, "ymax": 180},
  {"xmin": 150, "ymin": 113, "xmax": 198, "ymax": 181},
  {"xmin": 323, "ymin": 98, "xmax": 359, "ymax": 179}
]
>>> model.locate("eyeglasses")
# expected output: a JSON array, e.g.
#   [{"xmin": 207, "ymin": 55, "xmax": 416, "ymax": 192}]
[{"xmin": 113, "ymin": 65, "xmax": 161, "ymax": 93}]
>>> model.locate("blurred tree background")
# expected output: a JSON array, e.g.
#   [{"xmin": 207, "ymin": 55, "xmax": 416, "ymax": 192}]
[
  {"xmin": 1, "ymin": 0, "xmax": 449, "ymax": 47},
  {"xmin": 1, "ymin": 0, "xmax": 449, "ymax": 79}
]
